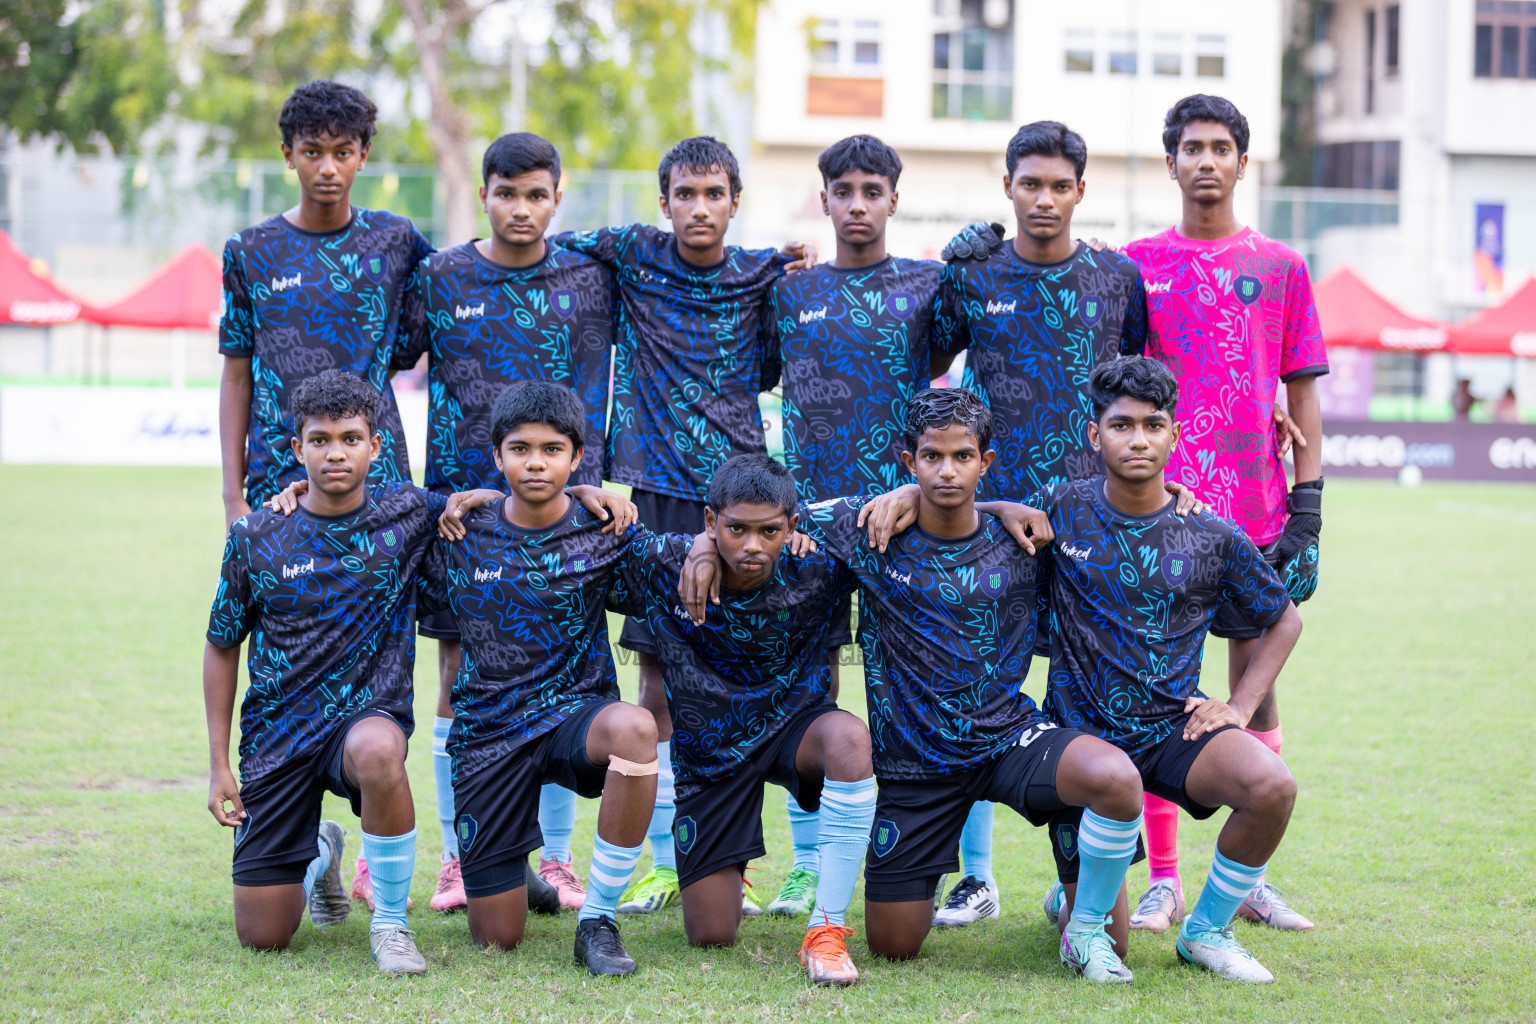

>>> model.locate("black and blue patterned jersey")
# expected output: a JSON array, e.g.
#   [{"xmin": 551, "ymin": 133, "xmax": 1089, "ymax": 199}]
[
  {"xmin": 417, "ymin": 497, "xmax": 628, "ymax": 781},
  {"xmin": 205, "ymin": 483, "xmax": 446, "ymax": 782},
  {"xmin": 1030, "ymin": 479, "xmax": 1291, "ymax": 756},
  {"xmin": 218, "ymin": 208, "xmax": 434, "ymax": 505},
  {"xmin": 804, "ymin": 497, "xmax": 1049, "ymax": 781},
  {"xmin": 394, "ymin": 241, "xmax": 613, "ymax": 493},
  {"xmin": 769, "ymin": 257, "xmax": 944, "ymax": 501},
  {"xmin": 554, "ymin": 225, "xmax": 787, "ymax": 501},
  {"xmin": 608, "ymin": 531, "xmax": 856, "ymax": 799},
  {"xmin": 932, "ymin": 242, "xmax": 1148, "ymax": 500}
]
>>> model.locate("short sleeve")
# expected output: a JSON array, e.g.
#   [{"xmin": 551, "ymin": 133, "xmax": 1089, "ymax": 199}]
[
  {"xmin": 392, "ymin": 256, "xmax": 431, "ymax": 371},
  {"xmin": 759, "ymin": 283, "xmax": 785, "ymax": 393},
  {"xmin": 217, "ymin": 242, "xmax": 255, "ymax": 359},
  {"xmin": 569, "ymin": 271, "xmax": 614, "ymax": 487},
  {"xmin": 1279, "ymin": 259, "xmax": 1328, "ymax": 382},
  {"xmin": 411, "ymin": 224, "xmax": 435, "ymax": 264},
  {"xmin": 608, "ymin": 528, "xmax": 672, "ymax": 618},
  {"xmin": 417, "ymin": 536, "xmax": 450, "ymax": 616},
  {"xmin": 1119, "ymin": 271, "xmax": 1148, "ymax": 356},
  {"xmin": 1217, "ymin": 527, "xmax": 1291, "ymax": 629},
  {"xmin": 931, "ymin": 264, "xmax": 971, "ymax": 359},
  {"xmin": 800, "ymin": 497, "xmax": 867, "ymax": 564},
  {"xmin": 206, "ymin": 525, "xmax": 258, "ymax": 647},
  {"xmin": 552, "ymin": 227, "xmax": 625, "ymax": 268}
]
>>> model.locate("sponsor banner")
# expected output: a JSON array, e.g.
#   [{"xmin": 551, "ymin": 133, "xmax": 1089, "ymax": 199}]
[
  {"xmin": 1322, "ymin": 419, "xmax": 1536, "ymax": 481},
  {"xmin": 1474, "ymin": 202, "xmax": 1504, "ymax": 296}
]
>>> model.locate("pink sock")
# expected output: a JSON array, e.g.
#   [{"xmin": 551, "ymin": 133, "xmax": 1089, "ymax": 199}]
[
  {"xmin": 1247, "ymin": 724, "xmax": 1283, "ymax": 756},
  {"xmin": 1143, "ymin": 793, "xmax": 1181, "ymax": 888}
]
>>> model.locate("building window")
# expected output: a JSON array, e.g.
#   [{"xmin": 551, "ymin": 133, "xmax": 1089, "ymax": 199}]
[
  {"xmin": 1385, "ymin": 4, "xmax": 1400, "ymax": 74},
  {"xmin": 1064, "ymin": 29, "xmax": 1094, "ymax": 73},
  {"xmin": 1474, "ymin": 0, "xmax": 1536, "ymax": 78},
  {"xmin": 933, "ymin": 0, "xmax": 1013, "ymax": 121},
  {"xmin": 1318, "ymin": 140, "xmax": 1401, "ymax": 190},
  {"xmin": 1152, "ymin": 34, "xmax": 1182, "ymax": 76},
  {"xmin": 1195, "ymin": 34, "xmax": 1226, "ymax": 77},
  {"xmin": 810, "ymin": 19, "xmax": 882, "ymax": 76},
  {"xmin": 1108, "ymin": 31, "xmax": 1138, "ymax": 74},
  {"xmin": 1365, "ymin": 8, "xmax": 1377, "ymax": 113}
]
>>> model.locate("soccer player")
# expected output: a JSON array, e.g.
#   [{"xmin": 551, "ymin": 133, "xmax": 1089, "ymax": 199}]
[
  {"xmin": 923, "ymin": 121, "xmax": 1148, "ymax": 926},
  {"xmin": 612, "ymin": 454, "xmax": 875, "ymax": 986},
  {"xmin": 554, "ymin": 136, "xmax": 813, "ymax": 915},
  {"xmin": 1028, "ymin": 356, "xmax": 1303, "ymax": 982},
  {"xmin": 762, "ymin": 133, "xmax": 943, "ymax": 915},
  {"xmin": 419, "ymin": 380, "xmax": 659, "ymax": 976},
  {"xmin": 801, "ymin": 389, "xmax": 1146, "ymax": 983},
  {"xmin": 395, "ymin": 131, "xmax": 613, "ymax": 914},
  {"xmin": 218, "ymin": 80, "xmax": 432, "ymax": 525},
  {"xmin": 204, "ymin": 369, "xmax": 448, "ymax": 975},
  {"xmin": 1122, "ymin": 95, "xmax": 1327, "ymax": 934}
]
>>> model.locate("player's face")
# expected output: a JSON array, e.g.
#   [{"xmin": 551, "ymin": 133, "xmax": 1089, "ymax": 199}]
[
  {"xmin": 1005, "ymin": 155, "xmax": 1083, "ymax": 244},
  {"xmin": 1088, "ymin": 396, "xmax": 1180, "ymax": 482},
  {"xmin": 660, "ymin": 167, "xmax": 739, "ymax": 256},
  {"xmin": 282, "ymin": 132, "xmax": 368, "ymax": 208},
  {"xmin": 705, "ymin": 502, "xmax": 796, "ymax": 590},
  {"xmin": 1167, "ymin": 120, "xmax": 1247, "ymax": 204},
  {"xmin": 821, "ymin": 171, "xmax": 896, "ymax": 247},
  {"xmin": 481, "ymin": 170, "xmax": 561, "ymax": 247},
  {"xmin": 900, "ymin": 424, "xmax": 995, "ymax": 511},
  {"xmin": 291, "ymin": 413, "xmax": 380, "ymax": 498},
  {"xmin": 493, "ymin": 422, "xmax": 582, "ymax": 503}
]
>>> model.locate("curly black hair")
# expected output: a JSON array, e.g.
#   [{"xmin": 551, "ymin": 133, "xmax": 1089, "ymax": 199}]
[
  {"xmin": 289, "ymin": 369, "xmax": 380, "ymax": 434},
  {"xmin": 902, "ymin": 388, "xmax": 993, "ymax": 453},
  {"xmin": 1088, "ymin": 356, "xmax": 1179, "ymax": 419},
  {"xmin": 1006, "ymin": 120, "xmax": 1087, "ymax": 180},
  {"xmin": 658, "ymin": 136, "xmax": 742, "ymax": 197},
  {"xmin": 1162, "ymin": 94, "xmax": 1250, "ymax": 157},
  {"xmin": 279, "ymin": 79, "xmax": 378, "ymax": 149}
]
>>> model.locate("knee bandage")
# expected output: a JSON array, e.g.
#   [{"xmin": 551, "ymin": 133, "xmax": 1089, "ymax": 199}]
[{"xmin": 607, "ymin": 755, "xmax": 659, "ymax": 777}]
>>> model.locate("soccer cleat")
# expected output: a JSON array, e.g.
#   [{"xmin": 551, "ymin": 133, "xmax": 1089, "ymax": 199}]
[
  {"xmin": 768, "ymin": 868, "xmax": 819, "ymax": 917},
  {"xmin": 800, "ymin": 923, "xmax": 859, "ymax": 987},
  {"xmin": 1129, "ymin": 878, "xmax": 1184, "ymax": 933},
  {"xmin": 932, "ymin": 875, "xmax": 1000, "ymax": 927},
  {"xmin": 369, "ymin": 925, "xmax": 427, "ymax": 975},
  {"xmin": 1177, "ymin": 924, "xmax": 1275, "ymax": 983},
  {"xmin": 1042, "ymin": 880, "xmax": 1065, "ymax": 927},
  {"xmin": 741, "ymin": 871, "xmax": 763, "ymax": 917},
  {"xmin": 574, "ymin": 915, "xmax": 638, "ymax": 977},
  {"xmin": 1060, "ymin": 922, "xmax": 1133, "ymax": 984},
  {"xmin": 527, "ymin": 856, "xmax": 563, "ymax": 915},
  {"xmin": 539, "ymin": 857, "xmax": 588, "ymax": 912},
  {"xmin": 350, "ymin": 856, "xmax": 413, "ymax": 912},
  {"xmin": 309, "ymin": 821, "xmax": 350, "ymax": 926},
  {"xmin": 617, "ymin": 866, "xmax": 681, "ymax": 915},
  {"xmin": 1237, "ymin": 881, "xmax": 1315, "ymax": 932},
  {"xmin": 429, "ymin": 856, "xmax": 466, "ymax": 913}
]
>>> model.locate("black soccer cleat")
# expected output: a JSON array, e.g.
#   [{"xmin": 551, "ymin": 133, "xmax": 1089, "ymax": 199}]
[
  {"xmin": 574, "ymin": 915, "xmax": 638, "ymax": 977},
  {"xmin": 527, "ymin": 855, "xmax": 563, "ymax": 916}
]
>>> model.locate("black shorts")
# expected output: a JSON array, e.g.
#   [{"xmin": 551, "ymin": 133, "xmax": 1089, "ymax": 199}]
[
  {"xmin": 672, "ymin": 704, "xmax": 839, "ymax": 888},
  {"xmin": 419, "ymin": 607, "xmax": 460, "ymax": 642},
  {"xmin": 619, "ymin": 489, "xmax": 711, "ymax": 655},
  {"xmin": 231, "ymin": 709, "xmax": 401, "ymax": 886},
  {"xmin": 864, "ymin": 723, "xmax": 1082, "ymax": 903},
  {"xmin": 452, "ymin": 698, "xmax": 613, "ymax": 898},
  {"xmin": 1211, "ymin": 539, "xmax": 1293, "ymax": 640}
]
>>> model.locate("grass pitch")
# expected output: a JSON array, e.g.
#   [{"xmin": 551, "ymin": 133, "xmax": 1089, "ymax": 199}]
[{"xmin": 1, "ymin": 467, "xmax": 1533, "ymax": 1023}]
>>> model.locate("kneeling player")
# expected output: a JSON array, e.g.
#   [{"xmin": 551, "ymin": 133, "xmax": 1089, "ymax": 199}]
[
  {"xmin": 616, "ymin": 455, "xmax": 875, "ymax": 986},
  {"xmin": 1029, "ymin": 357, "xmax": 1302, "ymax": 983},
  {"xmin": 802, "ymin": 389, "xmax": 1146, "ymax": 982}
]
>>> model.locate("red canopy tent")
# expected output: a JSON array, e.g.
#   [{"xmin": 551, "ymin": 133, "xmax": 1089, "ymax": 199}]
[
  {"xmin": 1313, "ymin": 264, "xmax": 1448, "ymax": 352},
  {"xmin": 0, "ymin": 229, "xmax": 97, "ymax": 325},
  {"xmin": 92, "ymin": 241, "xmax": 222, "ymax": 330},
  {"xmin": 1447, "ymin": 276, "xmax": 1536, "ymax": 356}
]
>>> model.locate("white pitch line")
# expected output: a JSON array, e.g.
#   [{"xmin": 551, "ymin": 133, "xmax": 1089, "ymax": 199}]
[{"xmin": 1432, "ymin": 501, "xmax": 1536, "ymax": 525}]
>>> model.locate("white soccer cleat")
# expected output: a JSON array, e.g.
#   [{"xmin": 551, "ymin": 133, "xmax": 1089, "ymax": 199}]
[
  {"xmin": 932, "ymin": 876, "xmax": 1000, "ymax": 927},
  {"xmin": 1042, "ymin": 880, "xmax": 1065, "ymax": 927},
  {"xmin": 1177, "ymin": 924, "xmax": 1275, "ymax": 983}
]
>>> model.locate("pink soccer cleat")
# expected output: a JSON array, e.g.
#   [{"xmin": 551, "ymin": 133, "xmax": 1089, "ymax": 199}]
[
  {"xmin": 429, "ymin": 856, "xmax": 467, "ymax": 912},
  {"xmin": 538, "ymin": 857, "xmax": 587, "ymax": 911},
  {"xmin": 350, "ymin": 856, "xmax": 413, "ymax": 912}
]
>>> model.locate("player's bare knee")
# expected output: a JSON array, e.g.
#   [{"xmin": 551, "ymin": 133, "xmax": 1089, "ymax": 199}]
[
  {"xmin": 685, "ymin": 923, "xmax": 739, "ymax": 948},
  {"xmin": 821, "ymin": 714, "xmax": 872, "ymax": 781},
  {"xmin": 1247, "ymin": 763, "xmax": 1296, "ymax": 823},
  {"xmin": 866, "ymin": 932, "xmax": 923, "ymax": 961},
  {"xmin": 604, "ymin": 703, "xmax": 659, "ymax": 761},
  {"xmin": 236, "ymin": 921, "xmax": 295, "ymax": 951},
  {"xmin": 346, "ymin": 727, "xmax": 406, "ymax": 786}
]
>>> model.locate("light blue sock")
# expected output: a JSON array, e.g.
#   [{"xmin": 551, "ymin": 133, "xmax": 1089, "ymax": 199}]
[
  {"xmin": 538, "ymin": 784, "xmax": 577, "ymax": 863},
  {"xmin": 1182, "ymin": 846, "xmax": 1268, "ymax": 937},
  {"xmin": 958, "ymin": 801, "xmax": 996, "ymax": 887},
  {"xmin": 300, "ymin": 834, "xmax": 330, "ymax": 902},
  {"xmin": 811, "ymin": 778, "xmax": 876, "ymax": 928},
  {"xmin": 786, "ymin": 790, "xmax": 821, "ymax": 873},
  {"xmin": 579, "ymin": 834, "xmax": 643, "ymax": 922},
  {"xmin": 647, "ymin": 740, "xmax": 676, "ymax": 870},
  {"xmin": 432, "ymin": 717, "xmax": 457, "ymax": 862},
  {"xmin": 360, "ymin": 828, "xmax": 416, "ymax": 930},
  {"xmin": 1070, "ymin": 809, "xmax": 1143, "ymax": 927}
]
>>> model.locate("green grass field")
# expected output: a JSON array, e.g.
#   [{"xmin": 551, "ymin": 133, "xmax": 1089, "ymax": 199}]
[{"xmin": 1, "ymin": 467, "xmax": 1534, "ymax": 1023}]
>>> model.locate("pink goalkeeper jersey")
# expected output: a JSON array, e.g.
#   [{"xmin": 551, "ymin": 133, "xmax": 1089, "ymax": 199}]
[{"xmin": 1126, "ymin": 227, "xmax": 1328, "ymax": 545}]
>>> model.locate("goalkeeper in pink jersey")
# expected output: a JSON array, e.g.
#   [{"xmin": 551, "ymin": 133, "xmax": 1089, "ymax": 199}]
[{"xmin": 1122, "ymin": 95, "xmax": 1326, "ymax": 936}]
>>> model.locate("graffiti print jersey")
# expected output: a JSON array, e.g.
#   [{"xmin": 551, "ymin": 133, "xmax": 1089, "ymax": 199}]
[
  {"xmin": 555, "ymin": 225, "xmax": 786, "ymax": 501},
  {"xmin": 1125, "ymin": 228, "xmax": 1328, "ymax": 544},
  {"xmin": 608, "ymin": 532, "xmax": 855, "ymax": 799},
  {"xmin": 395, "ymin": 242, "xmax": 612, "ymax": 492},
  {"xmin": 417, "ymin": 498, "xmax": 627, "ymax": 781},
  {"xmin": 1032, "ymin": 479, "xmax": 1291, "ymax": 755},
  {"xmin": 206, "ymin": 484, "xmax": 446, "ymax": 781},
  {"xmin": 770, "ymin": 258, "xmax": 944, "ymax": 501},
  {"xmin": 804, "ymin": 498, "xmax": 1049, "ymax": 780},
  {"xmin": 932, "ymin": 242, "xmax": 1148, "ymax": 500},
  {"xmin": 218, "ymin": 209, "xmax": 434, "ymax": 505}
]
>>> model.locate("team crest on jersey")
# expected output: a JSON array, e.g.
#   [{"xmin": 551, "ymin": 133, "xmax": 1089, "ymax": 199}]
[
  {"xmin": 871, "ymin": 819, "xmax": 900, "ymax": 857},
  {"xmin": 375, "ymin": 526, "xmax": 402, "ymax": 556},
  {"xmin": 674, "ymin": 815, "xmax": 698, "ymax": 855},
  {"xmin": 551, "ymin": 288, "xmax": 577, "ymax": 319},
  {"xmin": 888, "ymin": 291, "xmax": 916, "ymax": 319},
  {"xmin": 1161, "ymin": 551, "xmax": 1192, "ymax": 589},
  {"xmin": 978, "ymin": 566, "xmax": 1010, "ymax": 599},
  {"xmin": 1234, "ymin": 274, "xmax": 1262, "ymax": 306},
  {"xmin": 1081, "ymin": 294, "xmax": 1104, "ymax": 327},
  {"xmin": 567, "ymin": 553, "xmax": 592, "ymax": 574},
  {"xmin": 361, "ymin": 252, "xmax": 388, "ymax": 284},
  {"xmin": 1055, "ymin": 822, "xmax": 1078, "ymax": 861},
  {"xmin": 456, "ymin": 813, "xmax": 478, "ymax": 851}
]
